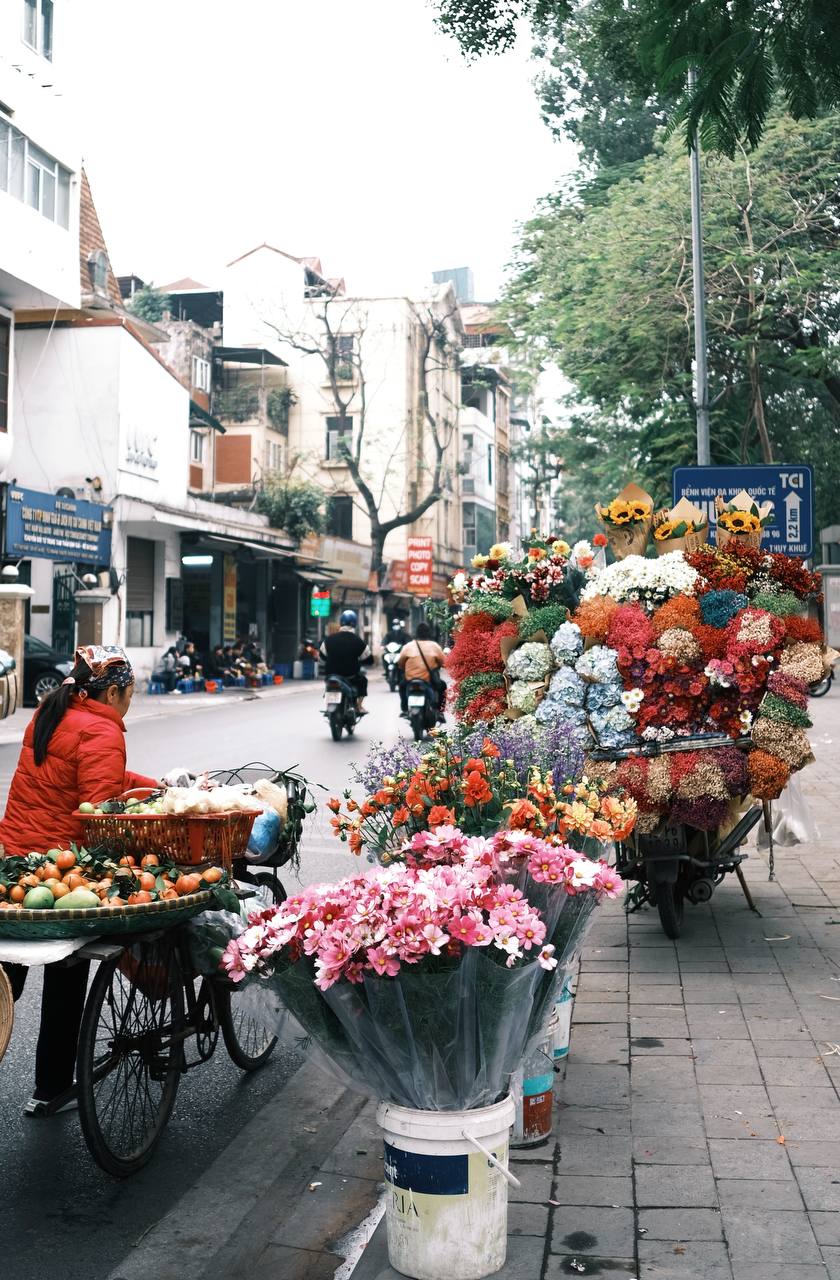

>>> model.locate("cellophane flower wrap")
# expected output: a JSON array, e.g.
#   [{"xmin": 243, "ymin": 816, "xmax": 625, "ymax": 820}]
[{"xmin": 221, "ymin": 828, "xmax": 623, "ymax": 1110}]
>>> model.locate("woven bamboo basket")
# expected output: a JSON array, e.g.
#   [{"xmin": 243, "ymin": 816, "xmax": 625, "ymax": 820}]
[
  {"xmin": 0, "ymin": 888, "xmax": 215, "ymax": 941},
  {"xmin": 0, "ymin": 965, "xmax": 12, "ymax": 1063}
]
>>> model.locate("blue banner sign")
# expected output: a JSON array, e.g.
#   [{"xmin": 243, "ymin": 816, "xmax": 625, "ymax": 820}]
[
  {"xmin": 672, "ymin": 465, "xmax": 814, "ymax": 558},
  {"xmin": 4, "ymin": 486, "xmax": 113, "ymax": 563}
]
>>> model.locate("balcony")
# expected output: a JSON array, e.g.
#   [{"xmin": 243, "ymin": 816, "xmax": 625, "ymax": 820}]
[{"xmin": 213, "ymin": 385, "xmax": 295, "ymax": 434}]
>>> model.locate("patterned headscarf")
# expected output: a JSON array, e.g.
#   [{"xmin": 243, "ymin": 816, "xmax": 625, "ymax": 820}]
[{"xmin": 63, "ymin": 645, "xmax": 135, "ymax": 696}]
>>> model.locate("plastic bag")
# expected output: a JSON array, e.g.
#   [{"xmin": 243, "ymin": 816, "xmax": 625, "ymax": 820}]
[
  {"xmin": 245, "ymin": 807, "xmax": 282, "ymax": 864},
  {"xmin": 184, "ymin": 881, "xmax": 275, "ymax": 974},
  {"xmin": 757, "ymin": 772, "xmax": 819, "ymax": 849}
]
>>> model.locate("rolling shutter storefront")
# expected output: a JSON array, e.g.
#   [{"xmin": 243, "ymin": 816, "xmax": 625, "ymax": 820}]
[{"xmin": 126, "ymin": 537, "xmax": 156, "ymax": 646}]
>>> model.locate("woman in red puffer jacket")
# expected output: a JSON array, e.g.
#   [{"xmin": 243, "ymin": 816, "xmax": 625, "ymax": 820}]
[{"xmin": 0, "ymin": 645, "xmax": 157, "ymax": 1115}]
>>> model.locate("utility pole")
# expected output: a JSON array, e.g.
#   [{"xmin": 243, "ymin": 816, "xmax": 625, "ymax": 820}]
[{"xmin": 688, "ymin": 67, "xmax": 711, "ymax": 465}]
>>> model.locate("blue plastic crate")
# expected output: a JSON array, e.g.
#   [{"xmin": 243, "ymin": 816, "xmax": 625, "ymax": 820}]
[
  {"xmin": 274, "ymin": 663, "xmax": 292, "ymax": 678},
  {"xmin": 301, "ymin": 660, "xmax": 316, "ymax": 680}
]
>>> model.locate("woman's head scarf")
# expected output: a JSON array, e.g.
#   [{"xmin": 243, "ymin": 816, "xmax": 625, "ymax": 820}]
[{"xmin": 64, "ymin": 645, "xmax": 135, "ymax": 695}]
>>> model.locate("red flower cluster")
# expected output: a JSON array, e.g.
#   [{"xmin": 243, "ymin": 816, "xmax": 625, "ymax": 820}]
[{"xmin": 447, "ymin": 618, "xmax": 518, "ymax": 682}]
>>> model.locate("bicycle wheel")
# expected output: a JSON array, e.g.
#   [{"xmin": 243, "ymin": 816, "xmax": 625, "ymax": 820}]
[
  {"xmin": 218, "ymin": 983, "xmax": 278, "ymax": 1071},
  {"xmin": 654, "ymin": 882, "xmax": 684, "ymax": 940},
  {"xmin": 77, "ymin": 937, "xmax": 184, "ymax": 1178}
]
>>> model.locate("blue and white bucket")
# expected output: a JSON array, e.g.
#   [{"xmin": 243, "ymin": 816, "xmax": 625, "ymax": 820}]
[{"xmin": 377, "ymin": 1096, "xmax": 517, "ymax": 1280}]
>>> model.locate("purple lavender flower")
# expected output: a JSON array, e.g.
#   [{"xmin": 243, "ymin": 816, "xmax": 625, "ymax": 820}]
[{"xmin": 352, "ymin": 739, "xmax": 422, "ymax": 791}]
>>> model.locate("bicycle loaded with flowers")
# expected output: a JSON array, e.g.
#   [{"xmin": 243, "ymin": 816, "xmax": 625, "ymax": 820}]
[{"xmin": 439, "ymin": 485, "xmax": 828, "ymax": 937}]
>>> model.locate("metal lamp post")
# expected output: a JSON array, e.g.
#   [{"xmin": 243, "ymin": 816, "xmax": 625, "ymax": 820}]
[{"xmin": 688, "ymin": 67, "xmax": 711, "ymax": 466}]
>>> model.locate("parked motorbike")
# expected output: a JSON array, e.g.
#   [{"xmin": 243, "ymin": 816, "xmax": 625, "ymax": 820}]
[
  {"xmin": 594, "ymin": 735, "xmax": 763, "ymax": 939},
  {"xmin": 406, "ymin": 678, "xmax": 438, "ymax": 742},
  {"xmin": 323, "ymin": 676, "xmax": 359, "ymax": 741},
  {"xmin": 382, "ymin": 642, "xmax": 403, "ymax": 692}
]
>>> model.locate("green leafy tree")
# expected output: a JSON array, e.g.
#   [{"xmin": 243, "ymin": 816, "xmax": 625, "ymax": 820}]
[
  {"xmin": 125, "ymin": 285, "xmax": 172, "ymax": 323},
  {"xmin": 533, "ymin": 0, "xmax": 667, "ymax": 175},
  {"xmin": 434, "ymin": 0, "xmax": 840, "ymax": 151},
  {"xmin": 255, "ymin": 477, "xmax": 324, "ymax": 544},
  {"xmin": 504, "ymin": 111, "xmax": 840, "ymax": 529}
]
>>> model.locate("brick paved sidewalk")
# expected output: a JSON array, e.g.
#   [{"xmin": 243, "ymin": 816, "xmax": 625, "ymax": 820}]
[{"xmin": 356, "ymin": 699, "xmax": 840, "ymax": 1280}]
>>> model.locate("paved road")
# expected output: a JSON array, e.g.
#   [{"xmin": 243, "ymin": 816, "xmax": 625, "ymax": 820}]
[{"xmin": 0, "ymin": 674, "xmax": 408, "ymax": 1280}]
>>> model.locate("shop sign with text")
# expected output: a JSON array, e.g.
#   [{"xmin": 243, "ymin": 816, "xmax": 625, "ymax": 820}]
[
  {"xmin": 4, "ymin": 486, "xmax": 112, "ymax": 563},
  {"xmin": 406, "ymin": 537, "xmax": 433, "ymax": 594}
]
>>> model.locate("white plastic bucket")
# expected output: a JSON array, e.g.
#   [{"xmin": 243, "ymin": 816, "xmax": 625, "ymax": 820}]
[
  {"xmin": 377, "ymin": 1096, "xmax": 515, "ymax": 1280},
  {"xmin": 553, "ymin": 972, "xmax": 575, "ymax": 1061},
  {"xmin": 511, "ymin": 1014, "xmax": 556, "ymax": 1149}
]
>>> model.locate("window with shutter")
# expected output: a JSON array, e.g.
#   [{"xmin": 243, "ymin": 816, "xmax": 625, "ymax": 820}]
[{"xmin": 126, "ymin": 537, "xmax": 156, "ymax": 645}]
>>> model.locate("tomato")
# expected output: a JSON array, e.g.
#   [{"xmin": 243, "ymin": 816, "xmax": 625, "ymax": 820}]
[
  {"xmin": 118, "ymin": 856, "xmax": 136, "ymax": 868},
  {"xmin": 140, "ymin": 854, "xmax": 160, "ymax": 869},
  {"xmin": 104, "ymin": 896, "xmax": 126, "ymax": 907},
  {"xmin": 127, "ymin": 890, "xmax": 153, "ymax": 905},
  {"xmin": 138, "ymin": 871, "xmax": 157, "ymax": 891},
  {"xmin": 160, "ymin": 888, "xmax": 178, "ymax": 901},
  {"xmin": 20, "ymin": 873, "xmax": 40, "ymax": 889},
  {"xmin": 10, "ymin": 885, "xmax": 25, "ymax": 903},
  {"xmin": 41, "ymin": 862, "xmax": 60, "ymax": 880},
  {"xmin": 50, "ymin": 882, "xmax": 70, "ymax": 899},
  {"xmin": 201, "ymin": 866, "xmax": 224, "ymax": 884},
  {"xmin": 56, "ymin": 850, "xmax": 76, "ymax": 871},
  {"xmin": 64, "ymin": 872, "xmax": 85, "ymax": 890}
]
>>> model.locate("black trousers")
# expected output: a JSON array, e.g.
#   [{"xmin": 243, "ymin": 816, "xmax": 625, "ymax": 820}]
[{"xmin": 2, "ymin": 959, "xmax": 90, "ymax": 1097}]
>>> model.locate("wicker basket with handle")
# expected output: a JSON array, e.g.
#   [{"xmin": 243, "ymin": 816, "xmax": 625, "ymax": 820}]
[
  {"xmin": 0, "ymin": 965, "xmax": 12, "ymax": 1063},
  {"xmin": 73, "ymin": 790, "xmax": 258, "ymax": 871}
]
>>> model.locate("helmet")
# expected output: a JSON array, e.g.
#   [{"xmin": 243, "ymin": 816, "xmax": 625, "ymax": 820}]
[{"xmin": 340, "ymin": 609, "xmax": 358, "ymax": 628}]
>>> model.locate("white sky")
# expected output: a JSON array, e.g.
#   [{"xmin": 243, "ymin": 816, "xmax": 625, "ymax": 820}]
[{"xmin": 64, "ymin": 0, "xmax": 576, "ymax": 299}]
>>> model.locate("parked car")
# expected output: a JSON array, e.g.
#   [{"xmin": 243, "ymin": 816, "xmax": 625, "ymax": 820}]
[{"xmin": 24, "ymin": 634, "xmax": 74, "ymax": 705}]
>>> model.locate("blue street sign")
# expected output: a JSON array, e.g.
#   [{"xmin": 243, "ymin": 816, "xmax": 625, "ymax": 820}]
[
  {"xmin": 4, "ymin": 486, "xmax": 113, "ymax": 564},
  {"xmin": 672, "ymin": 465, "xmax": 814, "ymax": 558}
]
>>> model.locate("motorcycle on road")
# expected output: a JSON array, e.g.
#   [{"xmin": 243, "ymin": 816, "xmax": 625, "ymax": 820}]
[
  {"xmin": 406, "ymin": 678, "xmax": 438, "ymax": 742},
  {"xmin": 382, "ymin": 642, "xmax": 403, "ymax": 692},
  {"xmin": 323, "ymin": 675, "xmax": 359, "ymax": 741}
]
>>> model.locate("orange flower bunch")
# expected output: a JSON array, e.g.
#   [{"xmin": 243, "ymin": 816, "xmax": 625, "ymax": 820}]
[
  {"xmin": 503, "ymin": 771, "xmax": 637, "ymax": 849},
  {"xmin": 328, "ymin": 735, "xmax": 525, "ymax": 860}
]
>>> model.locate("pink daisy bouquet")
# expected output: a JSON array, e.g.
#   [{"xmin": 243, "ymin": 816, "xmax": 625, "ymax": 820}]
[{"xmin": 222, "ymin": 828, "xmax": 622, "ymax": 1110}]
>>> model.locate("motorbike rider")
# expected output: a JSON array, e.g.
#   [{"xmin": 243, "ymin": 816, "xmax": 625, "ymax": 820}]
[
  {"xmin": 398, "ymin": 621, "xmax": 446, "ymax": 721},
  {"xmin": 320, "ymin": 610, "xmax": 372, "ymax": 713},
  {"xmin": 382, "ymin": 618, "xmax": 406, "ymax": 648}
]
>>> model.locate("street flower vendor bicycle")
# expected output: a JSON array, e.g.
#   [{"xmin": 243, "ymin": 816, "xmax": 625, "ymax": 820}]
[
  {"xmin": 592, "ymin": 735, "xmax": 764, "ymax": 939},
  {"xmin": 0, "ymin": 764, "xmax": 312, "ymax": 1178}
]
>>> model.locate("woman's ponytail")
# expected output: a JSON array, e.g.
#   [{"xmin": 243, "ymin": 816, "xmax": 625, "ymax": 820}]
[{"xmin": 32, "ymin": 660, "xmax": 94, "ymax": 765}]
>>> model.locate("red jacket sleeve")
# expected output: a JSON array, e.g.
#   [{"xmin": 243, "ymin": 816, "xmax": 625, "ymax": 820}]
[{"xmin": 125, "ymin": 770, "xmax": 159, "ymax": 790}]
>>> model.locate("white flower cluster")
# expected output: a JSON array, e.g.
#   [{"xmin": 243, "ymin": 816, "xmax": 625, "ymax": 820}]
[
  {"xmin": 581, "ymin": 552, "xmax": 699, "ymax": 606},
  {"xmin": 509, "ymin": 681, "xmax": 543, "ymax": 714},
  {"xmin": 506, "ymin": 642, "xmax": 553, "ymax": 682}
]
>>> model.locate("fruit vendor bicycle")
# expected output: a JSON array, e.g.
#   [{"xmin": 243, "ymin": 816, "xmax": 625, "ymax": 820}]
[{"xmin": 0, "ymin": 764, "xmax": 311, "ymax": 1178}]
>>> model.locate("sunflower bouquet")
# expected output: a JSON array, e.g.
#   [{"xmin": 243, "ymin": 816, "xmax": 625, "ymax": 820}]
[
  {"xmin": 595, "ymin": 483, "xmax": 654, "ymax": 559},
  {"xmin": 715, "ymin": 491, "xmax": 774, "ymax": 551},
  {"xmin": 652, "ymin": 497, "xmax": 709, "ymax": 556}
]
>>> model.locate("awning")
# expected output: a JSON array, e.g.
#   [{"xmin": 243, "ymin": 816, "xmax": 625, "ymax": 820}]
[
  {"xmin": 190, "ymin": 400, "xmax": 226, "ymax": 433},
  {"xmin": 216, "ymin": 346, "xmax": 287, "ymax": 367},
  {"xmin": 182, "ymin": 533, "xmax": 296, "ymax": 559},
  {"xmin": 297, "ymin": 569, "xmax": 339, "ymax": 587}
]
